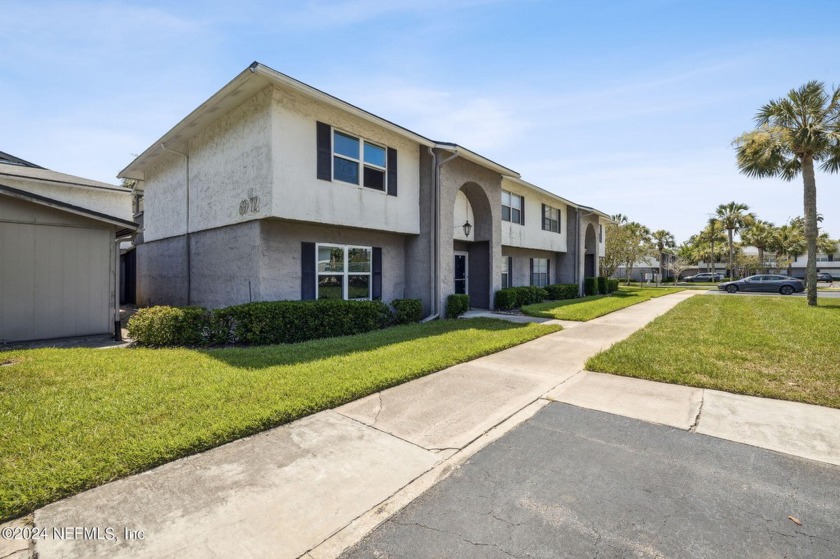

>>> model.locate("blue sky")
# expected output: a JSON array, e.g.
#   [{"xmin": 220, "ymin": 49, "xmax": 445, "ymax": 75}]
[{"xmin": 2, "ymin": 0, "xmax": 839, "ymax": 242}]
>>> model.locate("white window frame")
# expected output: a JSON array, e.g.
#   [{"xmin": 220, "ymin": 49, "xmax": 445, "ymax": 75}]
[
  {"xmin": 502, "ymin": 190, "xmax": 523, "ymax": 225},
  {"xmin": 332, "ymin": 129, "xmax": 388, "ymax": 192},
  {"xmin": 316, "ymin": 243, "xmax": 373, "ymax": 300},
  {"xmin": 501, "ymin": 256, "xmax": 510, "ymax": 288},
  {"xmin": 531, "ymin": 258, "xmax": 548, "ymax": 287}
]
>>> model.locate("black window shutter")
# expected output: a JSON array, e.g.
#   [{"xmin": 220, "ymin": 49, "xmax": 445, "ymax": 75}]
[
  {"xmin": 508, "ymin": 256, "xmax": 513, "ymax": 287},
  {"xmin": 547, "ymin": 259, "xmax": 551, "ymax": 284},
  {"xmin": 520, "ymin": 196, "xmax": 525, "ymax": 225},
  {"xmin": 301, "ymin": 242, "xmax": 316, "ymax": 300},
  {"xmin": 316, "ymin": 122, "xmax": 331, "ymax": 181},
  {"xmin": 541, "ymin": 204, "xmax": 546, "ymax": 231},
  {"xmin": 372, "ymin": 247, "xmax": 383, "ymax": 300},
  {"xmin": 387, "ymin": 148, "xmax": 398, "ymax": 197},
  {"xmin": 529, "ymin": 258, "xmax": 534, "ymax": 285},
  {"xmin": 559, "ymin": 208, "xmax": 562, "ymax": 230}
]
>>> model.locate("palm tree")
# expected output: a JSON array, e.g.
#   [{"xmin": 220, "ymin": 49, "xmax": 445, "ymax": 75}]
[
  {"xmin": 741, "ymin": 220, "xmax": 776, "ymax": 273},
  {"xmin": 715, "ymin": 202, "xmax": 754, "ymax": 279},
  {"xmin": 651, "ymin": 229, "xmax": 676, "ymax": 283},
  {"xmin": 771, "ymin": 224, "xmax": 806, "ymax": 275},
  {"xmin": 696, "ymin": 218, "xmax": 726, "ymax": 277},
  {"xmin": 734, "ymin": 81, "xmax": 840, "ymax": 305}
]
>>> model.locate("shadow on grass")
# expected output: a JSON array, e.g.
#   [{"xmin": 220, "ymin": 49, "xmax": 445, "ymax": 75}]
[{"xmin": 198, "ymin": 318, "xmax": 541, "ymax": 370}]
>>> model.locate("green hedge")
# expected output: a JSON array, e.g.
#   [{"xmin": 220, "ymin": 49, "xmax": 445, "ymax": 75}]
[
  {"xmin": 127, "ymin": 306, "xmax": 211, "ymax": 347},
  {"xmin": 545, "ymin": 283, "xmax": 579, "ymax": 300},
  {"xmin": 597, "ymin": 276, "xmax": 608, "ymax": 294},
  {"xmin": 129, "ymin": 300, "xmax": 392, "ymax": 347},
  {"xmin": 392, "ymin": 298, "xmax": 423, "ymax": 324},
  {"xmin": 446, "ymin": 294, "xmax": 470, "ymax": 318},
  {"xmin": 584, "ymin": 277, "xmax": 598, "ymax": 296},
  {"xmin": 494, "ymin": 289, "xmax": 520, "ymax": 311},
  {"xmin": 607, "ymin": 279, "xmax": 620, "ymax": 293}
]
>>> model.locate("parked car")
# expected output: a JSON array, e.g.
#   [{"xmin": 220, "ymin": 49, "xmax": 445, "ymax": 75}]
[
  {"xmin": 682, "ymin": 272, "xmax": 725, "ymax": 282},
  {"xmin": 717, "ymin": 275, "xmax": 805, "ymax": 295},
  {"xmin": 817, "ymin": 272, "xmax": 834, "ymax": 283}
]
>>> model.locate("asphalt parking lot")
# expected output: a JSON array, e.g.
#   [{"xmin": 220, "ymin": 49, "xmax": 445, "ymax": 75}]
[{"xmin": 342, "ymin": 404, "xmax": 840, "ymax": 559}]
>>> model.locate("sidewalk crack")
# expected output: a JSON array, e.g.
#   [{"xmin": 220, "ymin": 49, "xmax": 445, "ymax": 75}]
[{"xmin": 689, "ymin": 391, "xmax": 705, "ymax": 432}]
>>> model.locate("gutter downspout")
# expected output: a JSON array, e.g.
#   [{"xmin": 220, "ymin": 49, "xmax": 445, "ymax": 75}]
[
  {"xmin": 161, "ymin": 143, "xmax": 191, "ymax": 306},
  {"xmin": 421, "ymin": 146, "xmax": 460, "ymax": 322},
  {"xmin": 114, "ymin": 233, "xmax": 134, "ymax": 341}
]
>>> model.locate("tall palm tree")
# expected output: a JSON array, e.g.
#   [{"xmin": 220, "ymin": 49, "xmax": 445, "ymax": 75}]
[
  {"xmin": 734, "ymin": 81, "xmax": 840, "ymax": 305},
  {"xmin": 715, "ymin": 202, "xmax": 754, "ymax": 279},
  {"xmin": 697, "ymin": 218, "xmax": 726, "ymax": 277},
  {"xmin": 651, "ymin": 229, "xmax": 676, "ymax": 282},
  {"xmin": 741, "ymin": 220, "xmax": 776, "ymax": 273}
]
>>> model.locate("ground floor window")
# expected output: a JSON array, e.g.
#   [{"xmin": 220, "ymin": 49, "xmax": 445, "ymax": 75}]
[
  {"xmin": 316, "ymin": 244, "xmax": 372, "ymax": 300},
  {"xmin": 531, "ymin": 258, "xmax": 549, "ymax": 287},
  {"xmin": 501, "ymin": 256, "xmax": 512, "ymax": 288}
]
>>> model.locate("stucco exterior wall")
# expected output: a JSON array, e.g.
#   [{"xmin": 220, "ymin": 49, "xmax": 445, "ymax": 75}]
[
  {"xmin": 270, "ymin": 85, "xmax": 421, "ymax": 235},
  {"xmin": 136, "ymin": 236, "xmax": 188, "ymax": 307},
  {"xmin": 259, "ymin": 219, "xmax": 408, "ymax": 304},
  {"xmin": 500, "ymin": 177, "xmax": 567, "ymax": 253},
  {"xmin": 0, "ymin": 176, "xmax": 132, "ymax": 221},
  {"xmin": 404, "ymin": 147, "xmax": 434, "ymax": 315},
  {"xmin": 438, "ymin": 155, "xmax": 502, "ymax": 311},
  {"xmin": 142, "ymin": 88, "xmax": 273, "ymax": 242},
  {"xmin": 501, "ymin": 246, "xmax": 559, "ymax": 287}
]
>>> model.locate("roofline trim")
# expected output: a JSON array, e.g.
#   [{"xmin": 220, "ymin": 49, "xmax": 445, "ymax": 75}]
[
  {"xmin": 0, "ymin": 183, "xmax": 137, "ymax": 229},
  {"xmin": 0, "ymin": 168, "xmax": 128, "ymax": 193}
]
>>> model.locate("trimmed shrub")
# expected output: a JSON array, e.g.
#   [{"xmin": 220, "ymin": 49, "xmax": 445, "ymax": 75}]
[
  {"xmin": 127, "ymin": 306, "xmax": 210, "ymax": 347},
  {"xmin": 392, "ymin": 298, "xmax": 423, "ymax": 324},
  {"xmin": 662, "ymin": 277, "xmax": 675, "ymax": 283},
  {"xmin": 607, "ymin": 279, "xmax": 620, "ymax": 293},
  {"xmin": 584, "ymin": 277, "xmax": 598, "ymax": 296},
  {"xmin": 597, "ymin": 276, "xmax": 608, "ymax": 295},
  {"xmin": 494, "ymin": 289, "xmax": 520, "ymax": 311},
  {"xmin": 544, "ymin": 283, "xmax": 578, "ymax": 300},
  {"xmin": 446, "ymin": 294, "xmax": 470, "ymax": 318},
  {"xmin": 215, "ymin": 299, "xmax": 392, "ymax": 345}
]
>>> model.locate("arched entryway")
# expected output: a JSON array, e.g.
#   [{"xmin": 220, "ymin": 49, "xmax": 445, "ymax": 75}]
[
  {"xmin": 452, "ymin": 182, "xmax": 493, "ymax": 309},
  {"xmin": 584, "ymin": 223, "xmax": 598, "ymax": 278}
]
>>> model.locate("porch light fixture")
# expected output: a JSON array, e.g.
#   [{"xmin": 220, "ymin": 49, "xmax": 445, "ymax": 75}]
[{"xmin": 462, "ymin": 220, "xmax": 472, "ymax": 237}]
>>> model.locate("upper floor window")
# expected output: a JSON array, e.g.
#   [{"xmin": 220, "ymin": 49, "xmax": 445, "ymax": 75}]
[
  {"xmin": 333, "ymin": 130, "xmax": 387, "ymax": 191},
  {"xmin": 542, "ymin": 204, "xmax": 560, "ymax": 233},
  {"xmin": 502, "ymin": 191, "xmax": 524, "ymax": 225}
]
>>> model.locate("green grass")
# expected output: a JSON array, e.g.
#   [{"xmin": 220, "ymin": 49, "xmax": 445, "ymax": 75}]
[
  {"xmin": 586, "ymin": 295, "xmax": 840, "ymax": 409},
  {"xmin": 0, "ymin": 318, "xmax": 559, "ymax": 521},
  {"xmin": 521, "ymin": 287, "xmax": 685, "ymax": 321}
]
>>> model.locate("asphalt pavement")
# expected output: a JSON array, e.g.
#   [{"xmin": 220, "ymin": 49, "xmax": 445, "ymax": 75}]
[{"xmin": 342, "ymin": 403, "xmax": 840, "ymax": 559}]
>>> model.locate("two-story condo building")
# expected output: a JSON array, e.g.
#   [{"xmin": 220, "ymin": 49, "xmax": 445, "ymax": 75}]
[{"xmin": 118, "ymin": 63, "xmax": 611, "ymax": 317}]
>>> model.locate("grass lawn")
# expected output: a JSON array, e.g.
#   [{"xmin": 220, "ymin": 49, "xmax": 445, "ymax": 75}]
[
  {"xmin": 0, "ymin": 318, "xmax": 559, "ymax": 521},
  {"xmin": 586, "ymin": 295, "xmax": 840, "ymax": 409},
  {"xmin": 521, "ymin": 287, "xmax": 685, "ymax": 321}
]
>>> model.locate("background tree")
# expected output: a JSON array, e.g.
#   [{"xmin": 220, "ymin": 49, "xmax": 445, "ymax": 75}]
[
  {"xmin": 601, "ymin": 221, "xmax": 628, "ymax": 278},
  {"xmin": 622, "ymin": 222, "xmax": 652, "ymax": 285},
  {"xmin": 651, "ymin": 229, "xmax": 676, "ymax": 283},
  {"xmin": 734, "ymin": 81, "xmax": 840, "ymax": 305},
  {"xmin": 770, "ymin": 223, "xmax": 806, "ymax": 275},
  {"xmin": 741, "ymin": 219, "xmax": 777, "ymax": 273},
  {"xmin": 715, "ymin": 202, "xmax": 754, "ymax": 278},
  {"xmin": 693, "ymin": 219, "xmax": 727, "ymax": 276}
]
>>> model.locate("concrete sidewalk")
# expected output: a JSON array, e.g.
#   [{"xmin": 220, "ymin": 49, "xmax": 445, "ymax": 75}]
[{"xmin": 9, "ymin": 289, "xmax": 839, "ymax": 558}]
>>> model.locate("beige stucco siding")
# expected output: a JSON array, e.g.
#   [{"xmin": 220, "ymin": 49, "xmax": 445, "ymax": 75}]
[
  {"xmin": 270, "ymin": 86, "xmax": 421, "ymax": 235},
  {"xmin": 143, "ymin": 88, "xmax": 273, "ymax": 242},
  {"xmin": 0, "ymin": 196, "xmax": 114, "ymax": 342},
  {"xmin": 500, "ymin": 178, "xmax": 567, "ymax": 253}
]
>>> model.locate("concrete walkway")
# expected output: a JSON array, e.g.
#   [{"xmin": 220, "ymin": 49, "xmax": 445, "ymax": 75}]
[{"xmin": 7, "ymin": 289, "xmax": 839, "ymax": 559}]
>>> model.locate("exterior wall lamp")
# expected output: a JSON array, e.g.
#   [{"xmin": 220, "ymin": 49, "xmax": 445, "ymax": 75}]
[{"xmin": 459, "ymin": 221, "xmax": 472, "ymax": 237}]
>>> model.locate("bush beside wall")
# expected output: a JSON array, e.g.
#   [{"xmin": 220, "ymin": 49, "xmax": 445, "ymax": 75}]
[
  {"xmin": 446, "ymin": 294, "xmax": 470, "ymax": 318},
  {"xmin": 597, "ymin": 276, "xmax": 608, "ymax": 295},
  {"xmin": 584, "ymin": 277, "xmax": 598, "ymax": 296},
  {"xmin": 127, "ymin": 306, "xmax": 211, "ymax": 347},
  {"xmin": 607, "ymin": 279, "xmax": 620, "ymax": 293},
  {"xmin": 494, "ymin": 289, "xmax": 520, "ymax": 311},
  {"xmin": 129, "ymin": 300, "xmax": 392, "ymax": 347},
  {"xmin": 392, "ymin": 299, "xmax": 423, "ymax": 324},
  {"xmin": 544, "ymin": 283, "xmax": 579, "ymax": 300}
]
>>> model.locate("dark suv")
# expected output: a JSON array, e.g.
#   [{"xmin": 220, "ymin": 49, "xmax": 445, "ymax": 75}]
[{"xmin": 817, "ymin": 272, "xmax": 834, "ymax": 283}]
